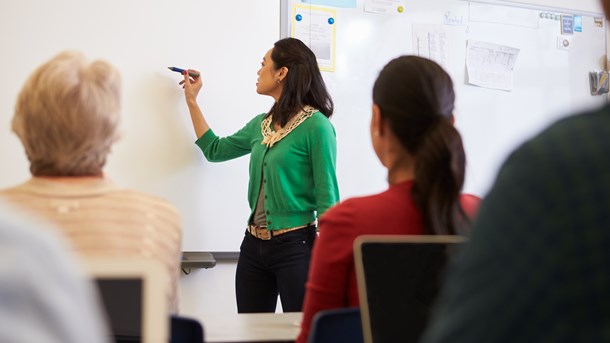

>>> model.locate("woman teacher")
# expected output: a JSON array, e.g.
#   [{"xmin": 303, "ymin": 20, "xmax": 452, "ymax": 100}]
[{"xmin": 180, "ymin": 37, "xmax": 339, "ymax": 313}]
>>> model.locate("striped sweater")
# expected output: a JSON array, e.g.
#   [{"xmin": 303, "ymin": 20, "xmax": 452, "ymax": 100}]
[{"xmin": 0, "ymin": 177, "xmax": 182, "ymax": 313}]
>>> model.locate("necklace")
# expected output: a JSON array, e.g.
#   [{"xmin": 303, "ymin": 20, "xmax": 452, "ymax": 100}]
[{"xmin": 261, "ymin": 105, "xmax": 317, "ymax": 147}]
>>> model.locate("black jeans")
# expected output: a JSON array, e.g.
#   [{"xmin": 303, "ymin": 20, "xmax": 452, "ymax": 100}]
[{"xmin": 235, "ymin": 225, "xmax": 317, "ymax": 313}]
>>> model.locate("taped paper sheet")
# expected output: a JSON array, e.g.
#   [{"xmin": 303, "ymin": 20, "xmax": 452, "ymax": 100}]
[{"xmin": 466, "ymin": 40, "xmax": 520, "ymax": 91}]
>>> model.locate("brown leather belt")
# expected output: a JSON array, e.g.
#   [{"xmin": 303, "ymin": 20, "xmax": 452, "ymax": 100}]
[{"xmin": 247, "ymin": 223, "xmax": 311, "ymax": 240}]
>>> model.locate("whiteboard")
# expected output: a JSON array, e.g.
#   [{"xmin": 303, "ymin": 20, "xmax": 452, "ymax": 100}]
[
  {"xmin": 0, "ymin": 0, "xmax": 606, "ymax": 252},
  {"xmin": 497, "ymin": 0, "xmax": 604, "ymax": 15},
  {"xmin": 283, "ymin": 0, "xmax": 607, "ymax": 202},
  {"xmin": 0, "ymin": 0, "xmax": 280, "ymax": 251}
]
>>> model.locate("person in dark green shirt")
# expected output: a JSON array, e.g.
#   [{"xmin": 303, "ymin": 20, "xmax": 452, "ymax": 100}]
[{"xmin": 179, "ymin": 38, "xmax": 339, "ymax": 313}]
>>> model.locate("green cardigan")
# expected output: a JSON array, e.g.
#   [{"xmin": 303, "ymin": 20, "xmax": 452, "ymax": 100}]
[{"xmin": 195, "ymin": 111, "xmax": 340, "ymax": 230}]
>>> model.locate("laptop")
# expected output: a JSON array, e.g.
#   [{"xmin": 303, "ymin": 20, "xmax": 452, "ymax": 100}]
[
  {"xmin": 82, "ymin": 257, "xmax": 170, "ymax": 343},
  {"xmin": 354, "ymin": 235, "xmax": 466, "ymax": 343}
]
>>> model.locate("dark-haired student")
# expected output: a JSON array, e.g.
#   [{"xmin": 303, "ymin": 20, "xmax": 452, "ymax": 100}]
[
  {"xmin": 179, "ymin": 37, "xmax": 339, "ymax": 313},
  {"xmin": 296, "ymin": 56, "xmax": 480, "ymax": 343}
]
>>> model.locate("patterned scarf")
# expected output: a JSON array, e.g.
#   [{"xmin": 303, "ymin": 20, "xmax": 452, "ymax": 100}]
[{"xmin": 260, "ymin": 105, "xmax": 317, "ymax": 148}]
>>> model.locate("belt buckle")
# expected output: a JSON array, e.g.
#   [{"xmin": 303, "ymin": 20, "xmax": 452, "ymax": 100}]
[
  {"xmin": 258, "ymin": 228, "xmax": 271, "ymax": 240},
  {"xmin": 250, "ymin": 225, "xmax": 271, "ymax": 240}
]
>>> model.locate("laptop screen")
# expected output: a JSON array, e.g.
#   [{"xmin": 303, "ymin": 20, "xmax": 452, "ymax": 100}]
[
  {"xmin": 96, "ymin": 278, "xmax": 143, "ymax": 342},
  {"xmin": 354, "ymin": 235, "xmax": 465, "ymax": 343},
  {"xmin": 83, "ymin": 258, "xmax": 169, "ymax": 343}
]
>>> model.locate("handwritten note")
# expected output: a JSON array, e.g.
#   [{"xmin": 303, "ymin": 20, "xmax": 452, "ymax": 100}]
[{"xmin": 443, "ymin": 11, "xmax": 465, "ymax": 26}]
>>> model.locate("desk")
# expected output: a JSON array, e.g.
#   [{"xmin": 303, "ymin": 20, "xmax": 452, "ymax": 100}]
[{"xmin": 200, "ymin": 312, "xmax": 302, "ymax": 343}]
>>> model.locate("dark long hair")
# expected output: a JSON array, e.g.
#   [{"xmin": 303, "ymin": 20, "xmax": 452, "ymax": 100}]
[
  {"xmin": 372, "ymin": 56, "xmax": 467, "ymax": 235},
  {"xmin": 268, "ymin": 38, "xmax": 333, "ymax": 126}
]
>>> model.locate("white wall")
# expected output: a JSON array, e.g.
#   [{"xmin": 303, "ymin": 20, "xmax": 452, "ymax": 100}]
[
  {"xmin": 179, "ymin": 262, "xmax": 283, "ymax": 317},
  {"xmin": 179, "ymin": 262, "xmax": 238, "ymax": 317},
  {"xmin": 0, "ymin": 0, "xmax": 280, "ymax": 254}
]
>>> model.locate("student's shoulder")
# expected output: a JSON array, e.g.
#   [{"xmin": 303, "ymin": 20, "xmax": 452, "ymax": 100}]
[
  {"xmin": 109, "ymin": 189, "xmax": 180, "ymax": 217},
  {"xmin": 325, "ymin": 191, "xmax": 394, "ymax": 221},
  {"xmin": 509, "ymin": 105, "xmax": 610, "ymax": 169},
  {"xmin": 320, "ymin": 191, "xmax": 406, "ymax": 239},
  {"xmin": 530, "ymin": 105, "xmax": 609, "ymax": 147},
  {"xmin": 551, "ymin": 104, "xmax": 610, "ymax": 131}
]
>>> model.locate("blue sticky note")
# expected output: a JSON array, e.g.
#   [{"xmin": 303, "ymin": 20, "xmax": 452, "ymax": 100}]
[
  {"xmin": 561, "ymin": 14, "xmax": 574, "ymax": 35},
  {"xmin": 301, "ymin": 0, "xmax": 356, "ymax": 8},
  {"xmin": 561, "ymin": 15, "xmax": 574, "ymax": 35},
  {"xmin": 574, "ymin": 15, "xmax": 583, "ymax": 32}
]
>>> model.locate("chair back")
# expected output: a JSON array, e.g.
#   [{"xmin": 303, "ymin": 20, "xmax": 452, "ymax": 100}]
[
  {"xmin": 309, "ymin": 307, "xmax": 363, "ymax": 343},
  {"xmin": 354, "ymin": 235, "xmax": 466, "ymax": 343}
]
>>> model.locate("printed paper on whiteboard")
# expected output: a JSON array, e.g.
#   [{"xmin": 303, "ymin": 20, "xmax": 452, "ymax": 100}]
[
  {"xmin": 291, "ymin": 4, "xmax": 337, "ymax": 71},
  {"xmin": 413, "ymin": 24, "xmax": 450, "ymax": 71},
  {"xmin": 364, "ymin": 0, "xmax": 405, "ymax": 14},
  {"xmin": 301, "ymin": 0, "xmax": 356, "ymax": 8},
  {"xmin": 466, "ymin": 40, "xmax": 520, "ymax": 91}
]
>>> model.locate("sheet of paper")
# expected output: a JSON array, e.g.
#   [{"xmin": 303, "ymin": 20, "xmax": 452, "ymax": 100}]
[
  {"xmin": 413, "ymin": 25, "xmax": 449, "ymax": 71},
  {"xmin": 300, "ymin": 0, "xmax": 356, "ymax": 8},
  {"xmin": 466, "ymin": 40, "xmax": 520, "ymax": 91},
  {"xmin": 469, "ymin": 3, "xmax": 539, "ymax": 29},
  {"xmin": 291, "ymin": 4, "xmax": 337, "ymax": 71},
  {"xmin": 364, "ymin": 0, "xmax": 405, "ymax": 14}
]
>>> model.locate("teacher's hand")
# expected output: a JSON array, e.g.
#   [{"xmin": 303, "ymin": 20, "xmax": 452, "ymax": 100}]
[{"xmin": 181, "ymin": 69, "xmax": 202, "ymax": 102}]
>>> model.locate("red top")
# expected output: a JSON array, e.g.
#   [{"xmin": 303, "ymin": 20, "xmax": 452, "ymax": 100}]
[{"xmin": 296, "ymin": 180, "xmax": 480, "ymax": 343}]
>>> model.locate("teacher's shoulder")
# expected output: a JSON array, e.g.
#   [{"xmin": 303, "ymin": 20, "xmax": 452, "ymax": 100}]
[{"xmin": 306, "ymin": 110, "xmax": 335, "ymax": 132}]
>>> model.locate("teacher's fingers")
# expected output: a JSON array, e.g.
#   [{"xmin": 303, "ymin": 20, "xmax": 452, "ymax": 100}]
[
  {"xmin": 180, "ymin": 71, "xmax": 189, "ymax": 91},
  {"xmin": 187, "ymin": 69, "xmax": 201, "ymax": 79},
  {"xmin": 183, "ymin": 71, "xmax": 191, "ymax": 85}
]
